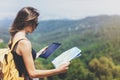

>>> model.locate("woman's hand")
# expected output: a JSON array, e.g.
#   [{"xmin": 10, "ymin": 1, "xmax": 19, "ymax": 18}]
[
  {"xmin": 36, "ymin": 46, "xmax": 48, "ymax": 58},
  {"xmin": 55, "ymin": 62, "xmax": 70, "ymax": 74}
]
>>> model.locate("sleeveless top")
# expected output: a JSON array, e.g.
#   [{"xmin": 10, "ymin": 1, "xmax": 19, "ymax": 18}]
[{"xmin": 11, "ymin": 39, "xmax": 36, "ymax": 80}]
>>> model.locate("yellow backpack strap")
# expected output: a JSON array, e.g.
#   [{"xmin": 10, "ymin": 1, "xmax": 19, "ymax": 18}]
[{"xmin": 10, "ymin": 38, "xmax": 25, "ymax": 51}]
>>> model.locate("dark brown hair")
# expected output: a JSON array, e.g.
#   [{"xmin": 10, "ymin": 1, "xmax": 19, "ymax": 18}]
[{"xmin": 9, "ymin": 7, "xmax": 39, "ymax": 37}]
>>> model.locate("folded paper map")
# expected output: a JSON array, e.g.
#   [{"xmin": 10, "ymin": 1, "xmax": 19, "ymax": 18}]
[{"xmin": 52, "ymin": 47, "xmax": 81, "ymax": 68}]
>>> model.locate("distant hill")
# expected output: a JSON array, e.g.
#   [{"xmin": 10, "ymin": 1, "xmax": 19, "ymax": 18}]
[
  {"xmin": 0, "ymin": 15, "xmax": 120, "ymax": 44},
  {"xmin": 30, "ymin": 15, "xmax": 120, "ymax": 46}
]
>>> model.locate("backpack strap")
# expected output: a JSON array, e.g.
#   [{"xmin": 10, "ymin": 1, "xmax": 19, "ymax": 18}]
[{"xmin": 10, "ymin": 38, "xmax": 26, "ymax": 51}]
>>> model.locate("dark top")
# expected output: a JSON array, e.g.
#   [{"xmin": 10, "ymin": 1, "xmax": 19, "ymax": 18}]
[{"xmin": 11, "ymin": 39, "xmax": 36, "ymax": 79}]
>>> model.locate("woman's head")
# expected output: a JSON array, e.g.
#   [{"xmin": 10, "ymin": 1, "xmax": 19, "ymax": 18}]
[{"xmin": 9, "ymin": 7, "xmax": 39, "ymax": 36}]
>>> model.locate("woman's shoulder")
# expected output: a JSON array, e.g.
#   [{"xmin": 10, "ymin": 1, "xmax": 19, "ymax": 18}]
[
  {"xmin": 13, "ymin": 35, "xmax": 31, "ymax": 47},
  {"xmin": 18, "ymin": 39, "xmax": 31, "ymax": 46}
]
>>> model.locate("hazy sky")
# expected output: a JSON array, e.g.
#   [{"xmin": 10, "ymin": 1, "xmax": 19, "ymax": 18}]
[{"xmin": 0, "ymin": 0, "xmax": 120, "ymax": 20}]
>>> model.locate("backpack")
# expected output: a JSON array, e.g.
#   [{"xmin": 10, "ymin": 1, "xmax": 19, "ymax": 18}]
[{"xmin": 0, "ymin": 39, "xmax": 24, "ymax": 80}]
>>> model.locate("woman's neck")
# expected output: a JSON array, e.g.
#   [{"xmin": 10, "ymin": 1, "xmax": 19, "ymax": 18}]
[
  {"xmin": 15, "ymin": 30, "xmax": 27, "ymax": 38},
  {"xmin": 10, "ymin": 30, "xmax": 27, "ymax": 44},
  {"xmin": 19, "ymin": 30, "xmax": 26, "ymax": 35}
]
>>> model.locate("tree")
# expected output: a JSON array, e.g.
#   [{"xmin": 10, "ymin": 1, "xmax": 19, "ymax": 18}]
[{"xmin": 89, "ymin": 56, "xmax": 120, "ymax": 80}]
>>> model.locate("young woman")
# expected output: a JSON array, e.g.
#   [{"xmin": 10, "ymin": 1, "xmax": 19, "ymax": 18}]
[{"xmin": 8, "ymin": 7, "xmax": 70, "ymax": 80}]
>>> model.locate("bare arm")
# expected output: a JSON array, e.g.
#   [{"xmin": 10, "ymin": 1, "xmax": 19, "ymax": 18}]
[{"xmin": 17, "ymin": 40, "xmax": 70, "ymax": 78}]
